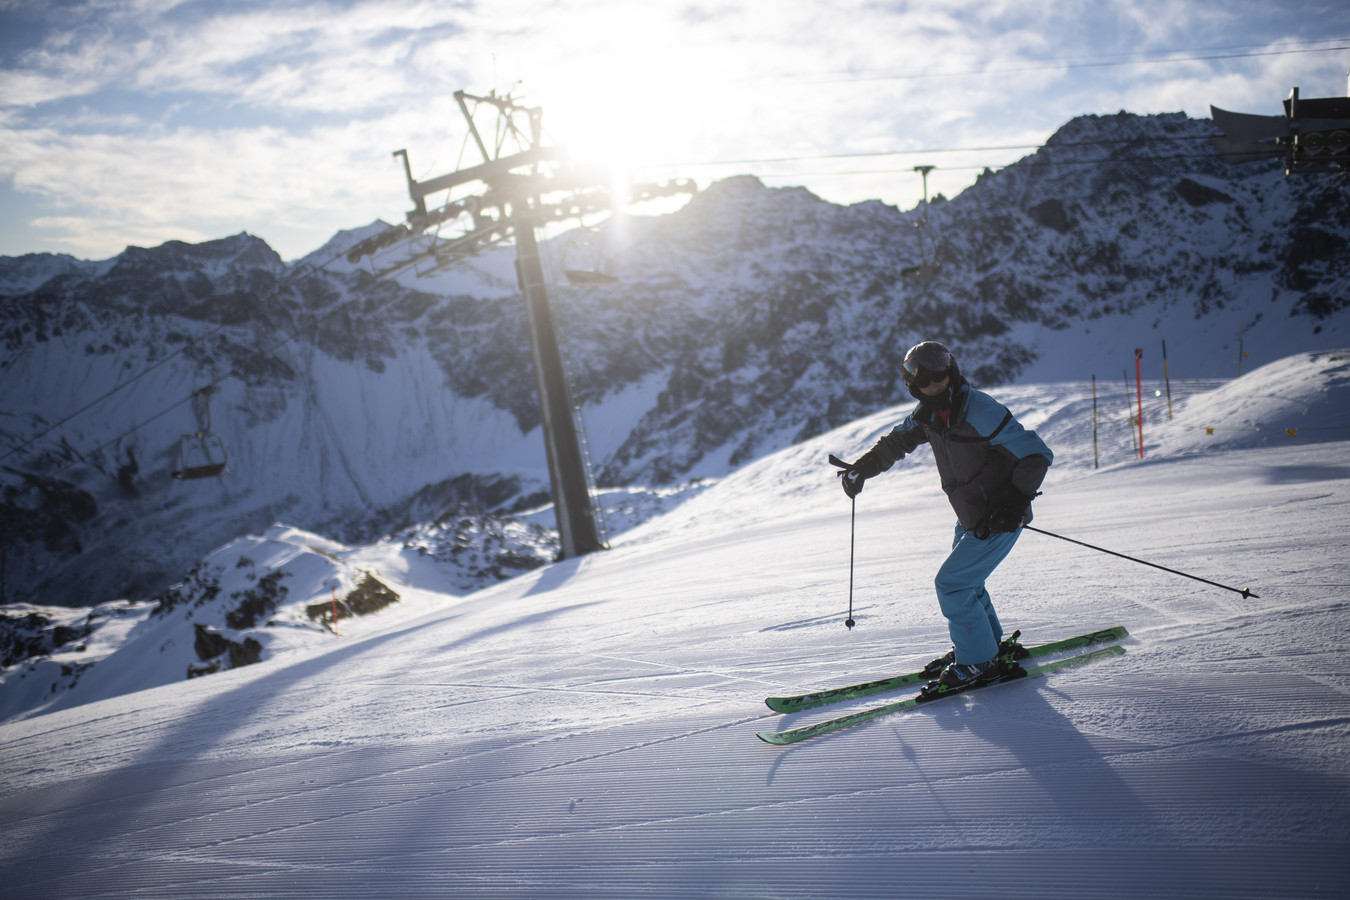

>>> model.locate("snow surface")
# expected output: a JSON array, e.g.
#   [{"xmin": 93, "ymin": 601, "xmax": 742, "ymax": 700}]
[{"xmin": 2, "ymin": 351, "xmax": 1349, "ymax": 898}]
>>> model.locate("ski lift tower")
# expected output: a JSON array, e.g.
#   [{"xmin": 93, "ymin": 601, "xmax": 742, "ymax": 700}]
[{"xmin": 350, "ymin": 90, "xmax": 694, "ymax": 560}]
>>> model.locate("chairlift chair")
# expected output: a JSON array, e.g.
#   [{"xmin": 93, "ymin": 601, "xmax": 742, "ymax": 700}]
[
  {"xmin": 171, "ymin": 386, "xmax": 228, "ymax": 480},
  {"xmin": 172, "ymin": 432, "xmax": 228, "ymax": 480},
  {"xmin": 564, "ymin": 268, "xmax": 619, "ymax": 286},
  {"xmin": 900, "ymin": 165, "xmax": 941, "ymax": 284},
  {"xmin": 562, "ymin": 226, "xmax": 618, "ymax": 286}
]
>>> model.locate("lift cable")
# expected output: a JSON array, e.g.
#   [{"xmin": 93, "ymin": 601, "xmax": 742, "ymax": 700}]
[
  {"xmin": 782, "ymin": 39, "xmax": 1350, "ymax": 86},
  {"xmin": 659, "ymin": 133, "xmax": 1221, "ymax": 172}
]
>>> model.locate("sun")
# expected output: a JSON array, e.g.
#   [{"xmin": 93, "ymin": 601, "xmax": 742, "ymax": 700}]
[
  {"xmin": 544, "ymin": 79, "xmax": 684, "ymax": 176},
  {"xmin": 526, "ymin": 14, "xmax": 727, "ymax": 188}
]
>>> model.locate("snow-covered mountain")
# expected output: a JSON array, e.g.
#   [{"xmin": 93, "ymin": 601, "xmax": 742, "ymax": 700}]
[
  {"xmin": 0, "ymin": 350, "xmax": 1347, "ymax": 898},
  {"xmin": 0, "ymin": 482, "xmax": 705, "ymax": 722},
  {"xmin": 1, "ymin": 111, "xmax": 1348, "ymax": 707}
]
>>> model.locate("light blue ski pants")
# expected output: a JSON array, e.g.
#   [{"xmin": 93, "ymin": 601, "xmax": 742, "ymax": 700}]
[{"xmin": 935, "ymin": 524, "xmax": 1022, "ymax": 664}]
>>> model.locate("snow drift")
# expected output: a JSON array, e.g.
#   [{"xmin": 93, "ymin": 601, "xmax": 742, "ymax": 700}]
[{"xmin": 1, "ymin": 350, "xmax": 1347, "ymax": 898}]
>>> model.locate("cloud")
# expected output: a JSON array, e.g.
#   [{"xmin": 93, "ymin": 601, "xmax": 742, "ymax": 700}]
[
  {"xmin": 3, "ymin": 0, "xmax": 1346, "ymax": 259},
  {"xmin": 0, "ymin": 109, "xmax": 420, "ymax": 257},
  {"xmin": 1, "ymin": 1, "xmax": 474, "ymax": 112}
]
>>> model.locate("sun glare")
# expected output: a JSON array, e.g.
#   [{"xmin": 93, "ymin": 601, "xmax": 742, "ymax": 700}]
[
  {"xmin": 546, "ymin": 76, "xmax": 693, "ymax": 173},
  {"xmin": 528, "ymin": 9, "xmax": 729, "ymax": 188}
]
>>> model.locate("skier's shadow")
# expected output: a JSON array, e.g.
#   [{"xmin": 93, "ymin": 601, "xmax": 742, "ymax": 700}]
[{"xmin": 917, "ymin": 683, "xmax": 1164, "ymax": 836}]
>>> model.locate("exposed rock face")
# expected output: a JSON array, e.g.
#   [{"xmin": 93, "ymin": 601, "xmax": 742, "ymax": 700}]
[{"xmin": 2, "ymin": 112, "xmax": 1347, "ymax": 612}]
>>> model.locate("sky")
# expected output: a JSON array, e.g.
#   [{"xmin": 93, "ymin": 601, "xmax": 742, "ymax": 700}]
[{"xmin": 1, "ymin": 0, "xmax": 1348, "ymax": 262}]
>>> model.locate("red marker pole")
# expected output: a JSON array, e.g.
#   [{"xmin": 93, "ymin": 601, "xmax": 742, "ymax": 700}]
[{"xmin": 1134, "ymin": 348, "xmax": 1144, "ymax": 459}]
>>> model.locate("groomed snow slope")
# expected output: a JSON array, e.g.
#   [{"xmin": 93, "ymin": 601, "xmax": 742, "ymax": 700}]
[{"xmin": 2, "ymin": 352, "xmax": 1349, "ymax": 899}]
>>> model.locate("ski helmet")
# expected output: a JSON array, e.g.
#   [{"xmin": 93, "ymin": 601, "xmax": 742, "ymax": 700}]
[{"xmin": 902, "ymin": 341, "xmax": 959, "ymax": 390}]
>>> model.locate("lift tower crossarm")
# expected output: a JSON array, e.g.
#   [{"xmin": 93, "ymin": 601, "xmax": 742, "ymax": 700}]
[{"xmin": 408, "ymin": 146, "xmax": 568, "ymax": 208}]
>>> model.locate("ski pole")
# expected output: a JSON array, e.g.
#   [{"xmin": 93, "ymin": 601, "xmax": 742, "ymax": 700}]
[
  {"xmin": 829, "ymin": 454, "xmax": 858, "ymax": 628},
  {"xmin": 845, "ymin": 495, "xmax": 857, "ymax": 629},
  {"xmin": 1023, "ymin": 525, "xmax": 1259, "ymax": 599}
]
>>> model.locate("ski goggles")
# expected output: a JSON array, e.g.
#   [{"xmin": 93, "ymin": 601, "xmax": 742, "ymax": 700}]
[{"xmin": 907, "ymin": 368, "xmax": 949, "ymax": 389}]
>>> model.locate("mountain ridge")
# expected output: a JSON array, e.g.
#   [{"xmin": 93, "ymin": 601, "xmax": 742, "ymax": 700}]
[{"xmin": 1, "ymin": 110, "xmax": 1347, "ymax": 617}]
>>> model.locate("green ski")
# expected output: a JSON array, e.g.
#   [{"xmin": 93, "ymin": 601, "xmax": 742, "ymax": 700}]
[
  {"xmin": 757, "ymin": 644, "xmax": 1127, "ymax": 745},
  {"xmin": 765, "ymin": 625, "xmax": 1128, "ymax": 713}
]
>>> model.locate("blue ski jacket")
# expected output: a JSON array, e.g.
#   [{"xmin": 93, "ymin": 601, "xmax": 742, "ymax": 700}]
[{"xmin": 861, "ymin": 380, "xmax": 1053, "ymax": 530}]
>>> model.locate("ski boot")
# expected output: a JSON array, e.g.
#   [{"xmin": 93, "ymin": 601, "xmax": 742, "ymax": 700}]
[{"xmin": 922, "ymin": 629, "xmax": 1026, "ymax": 676}]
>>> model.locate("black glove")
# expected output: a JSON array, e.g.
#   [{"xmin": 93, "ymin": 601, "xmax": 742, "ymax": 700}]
[
  {"xmin": 830, "ymin": 452, "xmax": 882, "ymax": 500},
  {"xmin": 976, "ymin": 489, "xmax": 1035, "ymax": 537},
  {"xmin": 842, "ymin": 467, "xmax": 867, "ymax": 499}
]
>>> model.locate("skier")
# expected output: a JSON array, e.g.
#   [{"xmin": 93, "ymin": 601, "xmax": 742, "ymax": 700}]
[{"xmin": 837, "ymin": 341, "xmax": 1054, "ymax": 688}]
